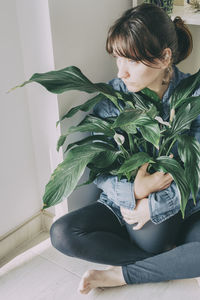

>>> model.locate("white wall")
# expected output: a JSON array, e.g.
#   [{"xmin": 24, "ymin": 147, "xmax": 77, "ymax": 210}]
[
  {"xmin": 15, "ymin": 0, "xmax": 63, "ymax": 213},
  {"xmin": 0, "ymin": 0, "xmax": 132, "ymax": 236},
  {"xmin": 0, "ymin": 1, "xmax": 62, "ymax": 236},
  {"xmin": 0, "ymin": 1, "xmax": 39, "ymax": 235},
  {"xmin": 48, "ymin": 0, "xmax": 132, "ymax": 211},
  {"xmin": 178, "ymin": 25, "xmax": 200, "ymax": 74}
]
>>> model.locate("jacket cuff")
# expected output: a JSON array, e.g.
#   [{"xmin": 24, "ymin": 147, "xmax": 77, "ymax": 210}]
[
  {"xmin": 115, "ymin": 180, "xmax": 136, "ymax": 210},
  {"xmin": 94, "ymin": 175, "xmax": 136, "ymax": 209},
  {"xmin": 148, "ymin": 182, "xmax": 181, "ymax": 224}
]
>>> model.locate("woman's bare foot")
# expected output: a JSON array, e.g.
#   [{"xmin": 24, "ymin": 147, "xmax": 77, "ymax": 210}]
[{"xmin": 78, "ymin": 266, "xmax": 127, "ymax": 294}]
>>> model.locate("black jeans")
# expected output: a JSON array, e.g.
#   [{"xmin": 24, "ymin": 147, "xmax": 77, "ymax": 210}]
[{"xmin": 50, "ymin": 202, "xmax": 200, "ymax": 284}]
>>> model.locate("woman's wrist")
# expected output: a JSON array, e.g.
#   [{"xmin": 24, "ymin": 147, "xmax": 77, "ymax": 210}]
[{"xmin": 134, "ymin": 186, "xmax": 150, "ymax": 200}]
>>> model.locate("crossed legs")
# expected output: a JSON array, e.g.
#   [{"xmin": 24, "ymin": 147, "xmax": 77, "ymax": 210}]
[{"xmin": 50, "ymin": 202, "xmax": 200, "ymax": 293}]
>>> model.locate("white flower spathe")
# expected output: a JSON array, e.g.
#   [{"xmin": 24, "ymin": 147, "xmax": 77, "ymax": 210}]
[
  {"xmin": 114, "ymin": 133, "xmax": 125, "ymax": 146},
  {"xmin": 155, "ymin": 116, "xmax": 171, "ymax": 127}
]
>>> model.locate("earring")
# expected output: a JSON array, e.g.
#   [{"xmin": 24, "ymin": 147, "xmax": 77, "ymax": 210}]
[{"xmin": 162, "ymin": 65, "xmax": 173, "ymax": 85}]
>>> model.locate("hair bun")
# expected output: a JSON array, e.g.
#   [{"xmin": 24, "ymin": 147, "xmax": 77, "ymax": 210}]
[
  {"xmin": 173, "ymin": 16, "xmax": 193, "ymax": 64},
  {"xmin": 173, "ymin": 16, "xmax": 184, "ymax": 26}
]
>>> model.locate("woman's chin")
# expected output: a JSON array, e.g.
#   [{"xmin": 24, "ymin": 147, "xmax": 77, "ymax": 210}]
[
  {"xmin": 122, "ymin": 80, "xmax": 143, "ymax": 92},
  {"xmin": 126, "ymin": 85, "xmax": 141, "ymax": 93}
]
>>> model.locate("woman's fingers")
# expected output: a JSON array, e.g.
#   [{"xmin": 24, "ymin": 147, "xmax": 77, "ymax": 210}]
[
  {"xmin": 164, "ymin": 173, "xmax": 173, "ymax": 181},
  {"xmin": 154, "ymin": 171, "xmax": 173, "ymax": 183},
  {"xmin": 132, "ymin": 222, "xmax": 144, "ymax": 230},
  {"xmin": 157, "ymin": 183, "xmax": 171, "ymax": 191},
  {"xmin": 124, "ymin": 218, "xmax": 136, "ymax": 224},
  {"xmin": 121, "ymin": 207, "xmax": 137, "ymax": 224},
  {"xmin": 138, "ymin": 162, "xmax": 149, "ymax": 175}
]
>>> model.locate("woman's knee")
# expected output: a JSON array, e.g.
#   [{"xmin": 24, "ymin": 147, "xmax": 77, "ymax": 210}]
[{"xmin": 50, "ymin": 215, "xmax": 78, "ymax": 256}]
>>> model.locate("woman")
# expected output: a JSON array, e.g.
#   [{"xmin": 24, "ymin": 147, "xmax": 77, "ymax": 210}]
[{"xmin": 50, "ymin": 3, "xmax": 200, "ymax": 294}]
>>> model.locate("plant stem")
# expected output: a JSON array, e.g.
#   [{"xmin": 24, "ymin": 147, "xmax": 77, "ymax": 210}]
[
  {"xmin": 128, "ymin": 133, "xmax": 134, "ymax": 155},
  {"xmin": 166, "ymin": 138, "xmax": 176, "ymax": 156},
  {"xmin": 120, "ymin": 145, "xmax": 130, "ymax": 159},
  {"xmin": 144, "ymin": 141, "xmax": 148, "ymax": 153},
  {"xmin": 159, "ymin": 136, "xmax": 175, "ymax": 156},
  {"xmin": 158, "ymin": 142, "xmax": 165, "ymax": 156},
  {"xmin": 153, "ymin": 146, "xmax": 156, "ymax": 158}
]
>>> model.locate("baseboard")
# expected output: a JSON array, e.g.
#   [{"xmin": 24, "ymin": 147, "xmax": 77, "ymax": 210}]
[
  {"xmin": 0, "ymin": 210, "xmax": 55, "ymax": 260},
  {"xmin": 42, "ymin": 209, "xmax": 55, "ymax": 232}
]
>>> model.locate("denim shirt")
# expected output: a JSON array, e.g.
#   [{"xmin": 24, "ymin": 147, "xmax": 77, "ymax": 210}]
[{"xmin": 93, "ymin": 65, "xmax": 200, "ymax": 226}]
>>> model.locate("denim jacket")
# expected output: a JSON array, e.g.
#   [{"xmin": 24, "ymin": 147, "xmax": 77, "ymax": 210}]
[{"xmin": 93, "ymin": 65, "xmax": 200, "ymax": 226}]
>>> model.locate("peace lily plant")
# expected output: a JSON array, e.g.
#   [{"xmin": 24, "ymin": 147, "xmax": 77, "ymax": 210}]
[{"xmin": 11, "ymin": 66, "xmax": 200, "ymax": 218}]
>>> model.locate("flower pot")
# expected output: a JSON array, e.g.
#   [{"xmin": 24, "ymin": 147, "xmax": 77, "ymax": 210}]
[{"xmin": 144, "ymin": 0, "xmax": 174, "ymax": 14}]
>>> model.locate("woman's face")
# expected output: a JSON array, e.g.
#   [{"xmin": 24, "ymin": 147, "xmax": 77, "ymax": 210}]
[{"xmin": 116, "ymin": 56, "xmax": 165, "ymax": 93}]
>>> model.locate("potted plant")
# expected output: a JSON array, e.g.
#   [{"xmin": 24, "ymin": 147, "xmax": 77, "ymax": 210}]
[
  {"xmin": 10, "ymin": 65, "xmax": 200, "ymax": 218},
  {"xmin": 144, "ymin": 0, "xmax": 174, "ymax": 14}
]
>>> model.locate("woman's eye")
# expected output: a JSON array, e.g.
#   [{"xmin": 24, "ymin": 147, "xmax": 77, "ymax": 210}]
[{"xmin": 128, "ymin": 59, "xmax": 138, "ymax": 64}]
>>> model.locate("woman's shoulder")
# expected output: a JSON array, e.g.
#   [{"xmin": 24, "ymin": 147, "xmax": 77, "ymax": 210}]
[
  {"xmin": 93, "ymin": 78, "xmax": 129, "ymax": 118},
  {"xmin": 173, "ymin": 65, "xmax": 200, "ymax": 96},
  {"xmin": 108, "ymin": 77, "xmax": 129, "ymax": 93},
  {"xmin": 172, "ymin": 65, "xmax": 191, "ymax": 87}
]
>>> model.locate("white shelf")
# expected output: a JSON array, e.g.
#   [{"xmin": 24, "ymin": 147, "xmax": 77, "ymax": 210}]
[
  {"xmin": 132, "ymin": 1, "xmax": 200, "ymax": 26},
  {"xmin": 171, "ymin": 5, "xmax": 200, "ymax": 25}
]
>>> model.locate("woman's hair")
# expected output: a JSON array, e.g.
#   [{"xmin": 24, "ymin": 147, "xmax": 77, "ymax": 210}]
[{"xmin": 106, "ymin": 3, "xmax": 193, "ymax": 65}]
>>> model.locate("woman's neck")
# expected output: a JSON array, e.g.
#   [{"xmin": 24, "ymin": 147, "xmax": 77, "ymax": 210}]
[
  {"xmin": 154, "ymin": 84, "xmax": 170, "ymax": 100},
  {"xmin": 148, "ymin": 67, "xmax": 173, "ymax": 99}
]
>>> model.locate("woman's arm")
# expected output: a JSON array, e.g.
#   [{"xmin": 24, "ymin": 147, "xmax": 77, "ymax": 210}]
[{"xmin": 120, "ymin": 161, "xmax": 178, "ymax": 227}]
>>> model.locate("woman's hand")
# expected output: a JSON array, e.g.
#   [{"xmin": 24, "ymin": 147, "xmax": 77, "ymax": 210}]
[
  {"xmin": 134, "ymin": 163, "xmax": 173, "ymax": 200},
  {"xmin": 120, "ymin": 198, "xmax": 150, "ymax": 230}
]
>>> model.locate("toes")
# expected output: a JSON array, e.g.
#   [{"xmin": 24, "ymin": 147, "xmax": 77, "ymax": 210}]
[
  {"xmin": 78, "ymin": 279, "xmax": 89, "ymax": 291},
  {"xmin": 78, "ymin": 270, "xmax": 94, "ymax": 294},
  {"xmin": 78, "ymin": 285, "xmax": 92, "ymax": 295}
]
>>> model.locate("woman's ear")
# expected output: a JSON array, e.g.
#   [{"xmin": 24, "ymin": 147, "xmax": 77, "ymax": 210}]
[{"xmin": 162, "ymin": 48, "xmax": 172, "ymax": 67}]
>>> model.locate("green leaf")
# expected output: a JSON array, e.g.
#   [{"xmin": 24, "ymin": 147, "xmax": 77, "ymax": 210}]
[
  {"xmin": 77, "ymin": 149, "xmax": 123, "ymax": 189},
  {"xmin": 112, "ymin": 109, "xmax": 160, "ymax": 148},
  {"xmin": 65, "ymin": 134, "xmax": 112, "ymax": 152},
  {"xmin": 141, "ymin": 88, "xmax": 161, "ymax": 102},
  {"xmin": 57, "ymin": 135, "xmax": 67, "ymax": 151},
  {"xmin": 153, "ymin": 156, "xmax": 190, "ymax": 217},
  {"xmin": 12, "ymin": 66, "xmax": 124, "ymax": 110},
  {"xmin": 90, "ymin": 149, "xmax": 121, "ymax": 169},
  {"xmin": 169, "ymin": 98, "xmax": 200, "ymax": 139},
  {"xmin": 43, "ymin": 142, "xmax": 116, "ymax": 208},
  {"xmin": 171, "ymin": 95, "xmax": 200, "ymax": 111},
  {"xmin": 76, "ymin": 170, "xmax": 99, "ymax": 188},
  {"xmin": 112, "ymin": 109, "xmax": 145, "ymax": 128},
  {"xmin": 140, "ymin": 122, "xmax": 160, "ymax": 149},
  {"xmin": 146, "ymin": 105, "xmax": 159, "ymax": 119},
  {"xmin": 57, "ymin": 93, "xmax": 104, "ymax": 126},
  {"xmin": 25, "ymin": 66, "xmax": 105, "ymax": 94},
  {"xmin": 139, "ymin": 89, "xmax": 162, "ymax": 112},
  {"xmin": 170, "ymin": 69, "xmax": 200, "ymax": 109},
  {"xmin": 117, "ymin": 152, "xmax": 153, "ymax": 174},
  {"xmin": 177, "ymin": 135, "xmax": 200, "ymax": 204},
  {"xmin": 56, "ymin": 115, "xmax": 115, "ymax": 151},
  {"xmin": 71, "ymin": 115, "xmax": 115, "ymax": 135},
  {"xmin": 130, "ymin": 93, "xmax": 151, "ymax": 110},
  {"xmin": 120, "ymin": 123, "xmax": 137, "ymax": 134}
]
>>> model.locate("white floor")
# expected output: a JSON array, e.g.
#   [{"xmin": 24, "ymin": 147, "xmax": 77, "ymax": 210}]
[{"xmin": 1, "ymin": 232, "xmax": 200, "ymax": 300}]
